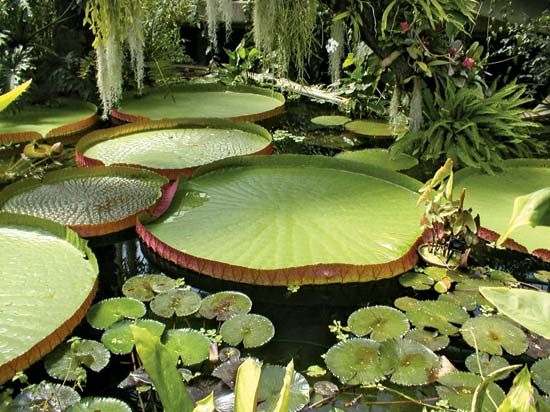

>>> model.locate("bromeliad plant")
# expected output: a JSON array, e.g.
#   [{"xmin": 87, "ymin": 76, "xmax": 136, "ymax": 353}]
[
  {"xmin": 391, "ymin": 80, "xmax": 542, "ymax": 172},
  {"xmin": 417, "ymin": 159, "xmax": 479, "ymax": 267}
]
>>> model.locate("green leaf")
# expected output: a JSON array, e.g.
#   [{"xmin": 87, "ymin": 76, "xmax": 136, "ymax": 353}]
[
  {"xmin": 472, "ymin": 365, "xmax": 522, "ymax": 412},
  {"xmin": 67, "ymin": 397, "xmax": 132, "ymax": 412},
  {"xmin": 496, "ymin": 366, "xmax": 536, "ymax": 412},
  {"xmin": 150, "ymin": 289, "xmax": 201, "ymax": 318},
  {"xmin": 131, "ymin": 325, "xmax": 194, "ymax": 412},
  {"xmin": 102, "ymin": 319, "xmax": 165, "ymax": 355},
  {"xmin": 13, "ymin": 383, "xmax": 80, "ymax": 412},
  {"xmin": 386, "ymin": 339, "xmax": 440, "ymax": 386},
  {"xmin": 235, "ymin": 358, "xmax": 262, "ymax": 412},
  {"xmin": 310, "ymin": 116, "xmax": 351, "ymax": 127},
  {"xmin": 220, "ymin": 314, "xmax": 275, "ymax": 348},
  {"xmin": 193, "ymin": 392, "xmax": 215, "ymax": 412},
  {"xmin": 347, "ymin": 306, "xmax": 410, "ymax": 341},
  {"xmin": 436, "ymin": 372, "xmax": 505, "ymax": 412},
  {"xmin": 404, "ymin": 300, "xmax": 469, "ymax": 335},
  {"xmin": 164, "ymin": 329, "xmax": 211, "ymax": 366},
  {"xmin": 461, "ymin": 316, "xmax": 527, "ymax": 356},
  {"xmin": 44, "ymin": 339, "xmax": 110, "ymax": 381},
  {"xmin": 336, "ymin": 149, "xmax": 418, "ymax": 171},
  {"xmin": 479, "ymin": 287, "xmax": 550, "ymax": 339},
  {"xmin": 199, "ymin": 291, "xmax": 252, "ymax": 321},
  {"xmin": 344, "ymin": 120, "xmax": 397, "ymax": 138},
  {"xmin": 531, "ymin": 358, "xmax": 550, "ymax": 395},
  {"xmin": 498, "ymin": 189, "xmax": 550, "ymax": 246},
  {"xmin": 257, "ymin": 362, "xmax": 310, "ymax": 412},
  {"xmin": 87, "ymin": 297, "xmax": 146, "ymax": 330},
  {"xmin": 405, "ymin": 329, "xmax": 450, "ymax": 352},
  {"xmin": 465, "ymin": 353, "xmax": 510, "ymax": 380},
  {"xmin": 0, "ymin": 80, "xmax": 31, "ymax": 112},
  {"xmin": 273, "ymin": 360, "xmax": 294, "ymax": 412},
  {"xmin": 122, "ymin": 274, "xmax": 176, "ymax": 302}
]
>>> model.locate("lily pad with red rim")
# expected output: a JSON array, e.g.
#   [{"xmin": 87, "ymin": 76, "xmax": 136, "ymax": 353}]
[{"xmin": 137, "ymin": 155, "xmax": 424, "ymax": 286}]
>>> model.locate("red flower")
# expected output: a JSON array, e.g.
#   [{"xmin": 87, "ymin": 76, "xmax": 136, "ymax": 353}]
[
  {"xmin": 449, "ymin": 47, "xmax": 458, "ymax": 58},
  {"xmin": 400, "ymin": 21, "xmax": 410, "ymax": 33},
  {"xmin": 462, "ymin": 57, "xmax": 475, "ymax": 70}
]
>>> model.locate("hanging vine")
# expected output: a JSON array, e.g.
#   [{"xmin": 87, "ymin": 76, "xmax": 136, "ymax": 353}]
[
  {"xmin": 328, "ymin": 18, "xmax": 345, "ymax": 83},
  {"xmin": 84, "ymin": 0, "xmax": 145, "ymax": 115},
  {"xmin": 253, "ymin": 0, "xmax": 318, "ymax": 80},
  {"xmin": 205, "ymin": 0, "xmax": 234, "ymax": 51}
]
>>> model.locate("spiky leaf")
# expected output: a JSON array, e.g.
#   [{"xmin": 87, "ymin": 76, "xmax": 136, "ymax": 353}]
[
  {"xmin": 67, "ymin": 397, "xmax": 132, "ymax": 412},
  {"xmin": 532, "ymin": 358, "xmax": 550, "ymax": 395},
  {"xmin": 404, "ymin": 329, "xmax": 450, "ymax": 352},
  {"xmin": 405, "ymin": 300, "xmax": 469, "ymax": 335}
]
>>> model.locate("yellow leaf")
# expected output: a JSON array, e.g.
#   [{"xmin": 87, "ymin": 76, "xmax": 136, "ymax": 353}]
[{"xmin": 0, "ymin": 79, "xmax": 32, "ymax": 112}]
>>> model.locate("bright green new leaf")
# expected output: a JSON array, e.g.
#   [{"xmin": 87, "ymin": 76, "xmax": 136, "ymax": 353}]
[
  {"xmin": 234, "ymin": 358, "xmax": 262, "ymax": 412},
  {"xmin": 193, "ymin": 392, "xmax": 215, "ymax": 412},
  {"xmin": 273, "ymin": 360, "xmax": 294, "ymax": 412},
  {"xmin": 496, "ymin": 366, "xmax": 536, "ymax": 412},
  {"xmin": 497, "ymin": 188, "xmax": 550, "ymax": 246},
  {"xmin": 480, "ymin": 287, "xmax": 550, "ymax": 339},
  {"xmin": 0, "ymin": 80, "xmax": 31, "ymax": 112},
  {"xmin": 131, "ymin": 325, "xmax": 194, "ymax": 412}
]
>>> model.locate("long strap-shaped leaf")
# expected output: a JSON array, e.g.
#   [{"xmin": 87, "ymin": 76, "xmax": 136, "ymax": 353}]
[
  {"xmin": 471, "ymin": 365, "xmax": 521, "ymax": 412},
  {"xmin": 496, "ymin": 366, "xmax": 536, "ymax": 412},
  {"xmin": 131, "ymin": 326, "xmax": 194, "ymax": 412},
  {"xmin": 0, "ymin": 80, "xmax": 31, "ymax": 112},
  {"xmin": 234, "ymin": 358, "xmax": 262, "ymax": 412},
  {"xmin": 273, "ymin": 360, "xmax": 295, "ymax": 412}
]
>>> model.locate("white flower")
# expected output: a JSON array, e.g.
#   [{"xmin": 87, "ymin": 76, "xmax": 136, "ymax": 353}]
[{"xmin": 325, "ymin": 38, "xmax": 339, "ymax": 54}]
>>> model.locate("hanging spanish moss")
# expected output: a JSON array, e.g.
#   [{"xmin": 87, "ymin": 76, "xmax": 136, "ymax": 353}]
[
  {"xmin": 409, "ymin": 78, "xmax": 424, "ymax": 132},
  {"xmin": 253, "ymin": 0, "xmax": 318, "ymax": 80},
  {"xmin": 219, "ymin": 0, "xmax": 233, "ymax": 41},
  {"xmin": 205, "ymin": 0, "xmax": 218, "ymax": 50},
  {"xmin": 84, "ymin": 0, "xmax": 145, "ymax": 116},
  {"xmin": 328, "ymin": 19, "xmax": 345, "ymax": 83}
]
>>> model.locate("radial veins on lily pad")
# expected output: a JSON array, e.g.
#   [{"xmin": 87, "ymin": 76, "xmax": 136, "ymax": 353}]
[{"xmin": 137, "ymin": 155, "xmax": 424, "ymax": 286}]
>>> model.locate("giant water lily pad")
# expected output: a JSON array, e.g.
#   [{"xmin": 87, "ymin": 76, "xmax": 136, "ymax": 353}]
[
  {"xmin": 0, "ymin": 167, "xmax": 170, "ymax": 237},
  {"xmin": 0, "ymin": 99, "xmax": 98, "ymax": 144},
  {"xmin": 111, "ymin": 83, "xmax": 285, "ymax": 123},
  {"xmin": 76, "ymin": 119, "xmax": 273, "ymax": 180},
  {"xmin": 344, "ymin": 120, "xmax": 397, "ymax": 139},
  {"xmin": 336, "ymin": 149, "xmax": 419, "ymax": 171},
  {"xmin": 137, "ymin": 155, "xmax": 423, "ymax": 285},
  {"xmin": 454, "ymin": 159, "xmax": 550, "ymax": 255},
  {"xmin": 0, "ymin": 213, "xmax": 98, "ymax": 384}
]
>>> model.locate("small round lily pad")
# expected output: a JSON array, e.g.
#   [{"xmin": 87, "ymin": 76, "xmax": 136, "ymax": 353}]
[
  {"xmin": 86, "ymin": 297, "xmax": 146, "ymax": 330},
  {"xmin": 344, "ymin": 120, "xmax": 395, "ymax": 138},
  {"xmin": 387, "ymin": 339, "xmax": 440, "ymax": 386},
  {"xmin": 465, "ymin": 353, "xmax": 510, "ymax": 379},
  {"xmin": 404, "ymin": 329, "xmax": 450, "ymax": 352},
  {"xmin": 122, "ymin": 274, "xmax": 176, "ymax": 302},
  {"xmin": 257, "ymin": 365, "xmax": 310, "ymax": 412},
  {"xmin": 220, "ymin": 314, "xmax": 274, "ymax": 348},
  {"xmin": 461, "ymin": 316, "xmax": 527, "ymax": 356},
  {"xmin": 436, "ymin": 372, "xmax": 505, "ymax": 412},
  {"xmin": 438, "ymin": 292, "xmax": 478, "ymax": 312},
  {"xmin": 149, "ymin": 288, "xmax": 201, "ymax": 318},
  {"xmin": 13, "ymin": 383, "xmax": 80, "ymax": 412},
  {"xmin": 336, "ymin": 149, "xmax": 418, "ymax": 171},
  {"xmin": 347, "ymin": 306, "xmax": 410, "ymax": 341},
  {"xmin": 324, "ymin": 338, "xmax": 392, "ymax": 385},
  {"xmin": 405, "ymin": 300, "xmax": 469, "ymax": 335},
  {"xmin": 101, "ymin": 319, "xmax": 165, "ymax": 355},
  {"xmin": 164, "ymin": 329, "xmax": 211, "ymax": 366},
  {"xmin": 44, "ymin": 339, "xmax": 110, "ymax": 381},
  {"xmin": 67, "ymin": 397, "xmax": 132, "ymax": 412},
  {"xmin": 399, "ymin": 271, "xmax": 435, "ymax": 290},
  {"xmin": 532, "ymin": 358, "xmax": 550, "ymax": 395},
  {"xmin": 394, "ymin": 296, "xmax": 419, "ymax": 311},
  {"xmin": 311, "ymin": 115, "xmax": 351, "ymax": 127},
  {"xmin": 199, "ymin": 291, "xmax": 252, "ymax": 321}
]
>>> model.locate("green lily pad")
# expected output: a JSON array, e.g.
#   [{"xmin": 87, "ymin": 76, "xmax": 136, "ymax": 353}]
[
  {"xmin": 199, "ymin": 291, "xmax": 253, "ymax": 321},
  {"xmin": 465, "ymin": 353, "xmax": 510, "ymax": 379},
  {"xmin": 66, "ymin": 397, "xmax": 132, "ymax": 412},
  {"xmin": 336, "ymin": 149, "xmax": 418, "ymax": 171},
  {"xmin": 532, "ymin": 358, "xmax": 550, "ymax": 395},
  {"xmin": 0, "ymin": 99, "xmax": 98, "ymax": 142},
  {"xmin": 86, "ymin": 297, "xmax": 146, "ymax": 330},
  {"xmin": 138, "ymin": 155, "xmax": 423, "ymax": 285},
  {"xmin": 112, "ymin": 83, "xmax": 285, "ymax": 122},
  {"xmin": 77, "ymin": 119, "xmax": 273, "ymax": 177},
  {"xmin": 257, "ymin": 365, "xmax": 310, "ymax": 412},
  {"xmin": 310, "ymin": 115, "xmax": 351, "ymax": 127},
  {"xmin": 344, "ymin": 120, "xmax": 396, "ymax": 138},
  {"xmin": 404, "ymin": 329, "xmax": 450, "ymax": 352},
  {"xmin": 438, "ymin": 291, "xmax": 478, "ymax": 312},
  {"xmin": 0, "ymin": 213, "xmax": 98, "ymax": 385},
  {"xmin": 437, "ymin": 372, "xmax": 505, "ymax": 412},
  {"xmin": 324, "ymin": 338, "xmax": 392, "ymax": 385},
  {"xmin": 461, "ymin": 316, "xmax": 528, "ymax": 356},
  {"xmin": 403, "ymin": 300, "xmax": 469, "ymax": 335},
  {"xmin": 101, "ymin": 319, "xmax": 165, "ymax": 355},
  {"xmin": 399, "ymin": 271, "xmax": 434, "ymax": 290},
  {"xmin": 149, "ymin": 288, "xmax": 201, "ymax": 318},
  {"xmin": 347, "ymin": 306, "xmax": 410, "ymax": 341},
  {"xmin": 164, "ymin": 329, "xmax": 211, "ymax": 366},
  {"xmin": 454, "ymin": 159, "xmax": 550, "ymax": 253},
  {"xmin": 220, "ymin": 314, "xmax": 275, "ymax": 348},
  {"xmin": 393, "ymin": 296, "xmax": 420, "ymax": 311},
  {"xmin": 12, "ymin": 383, "xmax": 80, "ymax": 412},
  {"xmin": 44, "ymin": 339, "xmax": 110, "ymax": 381},
  {"xmin": 122, "ymin": 274, "xmax": 176, "ymax": 302},
  {"xmin": 387, "ymin": 339, "xmax": 440, "ymax": 386},
  {"xmin": 0, "ymin": 167, "xmax": 168, "ymax": 237}
]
